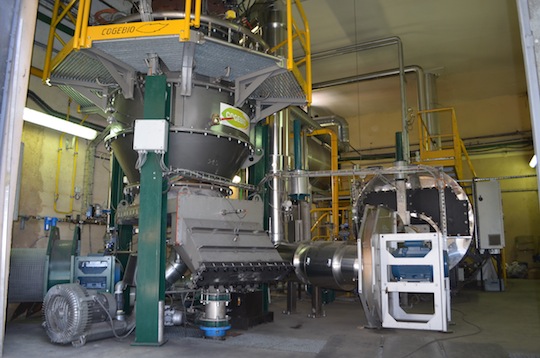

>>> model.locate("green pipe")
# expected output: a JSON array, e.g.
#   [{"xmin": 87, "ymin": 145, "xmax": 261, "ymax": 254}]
[
  {"xmin": 395, "ymin": 131, "xmax": 404, "ymax": 162},
  {"xmin": 293, "ymin": 119, "xmax": 302, "ymax": 170}
]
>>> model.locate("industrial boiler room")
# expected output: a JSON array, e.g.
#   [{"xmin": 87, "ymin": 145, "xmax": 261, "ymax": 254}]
[{"xmin": 1, "ymin": 0, "xmax": 540, "ymax": 357}]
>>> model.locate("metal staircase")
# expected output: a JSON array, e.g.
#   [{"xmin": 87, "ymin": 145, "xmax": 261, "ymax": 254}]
[
  {"xmin": 414, "ymin": 107, "xmax": 477, "ymax": 181},
  {"xmin": 42, "ymin": 0, "xmax": 311, "ymax": 122}
]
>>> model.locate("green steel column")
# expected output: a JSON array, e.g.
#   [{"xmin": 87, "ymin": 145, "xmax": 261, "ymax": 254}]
[{"xmin": 134, "ymin": 75, "xmax": 168, "ymax": 345}]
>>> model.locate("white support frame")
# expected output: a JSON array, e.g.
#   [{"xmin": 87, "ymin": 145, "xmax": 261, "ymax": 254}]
[{"xmin": 379, "ymin": 232, "xmax": 449, "ymax": 332}]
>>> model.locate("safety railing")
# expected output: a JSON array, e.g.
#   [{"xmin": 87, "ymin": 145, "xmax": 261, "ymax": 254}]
[
  {"xmin": 43, "ymin": 0, "xmax": 202, "ymax": 83},
  {"xmin": 416, "ymin": 108, "xmax": 476, "ymax": 180},
  {"xmin": 268, "ymin": 0, "xmax": 312, "ymax": 104},
  {"xmin": 42, "ymin": 0, "xmax": 311, "ymax": 107},
  {"xmin": 310, "ymin": 207, "xmax": 351, "ymax": 241}
]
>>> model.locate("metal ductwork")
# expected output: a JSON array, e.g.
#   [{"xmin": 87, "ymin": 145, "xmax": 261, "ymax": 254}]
[
  {"xmin": 312, "ymin": 115, "xmax": 350, "ymax": 152},
  {"xmin": 165, "ymin": 250, "xmax": 189, "ymax": 289}
]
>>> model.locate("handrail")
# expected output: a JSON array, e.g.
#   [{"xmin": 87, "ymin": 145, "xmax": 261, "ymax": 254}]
[
  {"xmin": 310, "ymin": 207, "xmax": 351, "ymax": 240},
  {"xmin": 43, "ymin": 0, "xmax": 202, "ymax": 82},
  {"xmin": 416, "ymin": 108, "xmax": 476, "ymax": 180},
  {"xmin": 42, "ymin": 0, "xmax": 309, "ymax": 106},
  {"xmin": 270, "ymin": 0, "xmax": 312, "ymax": 104},
  {"xmin": 311, "ymin": 212, "xmax": 329, "ymax": 233}
]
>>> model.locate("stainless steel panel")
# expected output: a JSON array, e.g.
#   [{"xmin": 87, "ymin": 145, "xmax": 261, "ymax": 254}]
[
  {"xmin": 293, "ymin": 241, "xmax": 358, "ymax": 291},
  {"xmin": 109, "ymin": 129, "xmax": 253, "ymax": 183}
]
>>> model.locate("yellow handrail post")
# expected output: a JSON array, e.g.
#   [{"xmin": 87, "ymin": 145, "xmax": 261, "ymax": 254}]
[
  {"xmin": 193, "ymin": 0, "xmax": 202, "ymax": 28},
  {"xmin": 286, "ymin": 0, "xmax": 294, "ymax": 71},
  {"xmin": 43, "ymin": 0, "xmax": 63, "ymax": 82},
  {"xmin": 181, "ymin": 0, "xmax": 192, "ymax": 41},
  {"xmin": 79, "ymin": 0, "xmax": 92, "ymax": 49}
]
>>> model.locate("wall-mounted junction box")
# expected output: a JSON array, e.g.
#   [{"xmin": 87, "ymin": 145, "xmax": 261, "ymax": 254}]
[{"xmin": 133, "ymin": 119, "xmax": 169, "ymax": 151}]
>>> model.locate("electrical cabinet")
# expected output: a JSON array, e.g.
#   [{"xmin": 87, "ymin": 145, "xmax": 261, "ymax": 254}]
[
  {"xmin": 73, "ymin": 255, "xmax": 116, "ymax": 293},
  {"xmin": 474, "ymin": 180, "xmax": 505, "ymax": 250}
]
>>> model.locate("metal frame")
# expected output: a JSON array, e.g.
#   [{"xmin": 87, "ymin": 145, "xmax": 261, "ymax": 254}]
[
  {"xmin": 378, "ymin": 232, "xmax": 449, "ymax": 332},
  {"xmin": 133, "ymin": 75, "xmax": 168, "ymax": 346}
]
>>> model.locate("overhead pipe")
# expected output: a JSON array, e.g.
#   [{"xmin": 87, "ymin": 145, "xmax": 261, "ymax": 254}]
[
  {"xmin": 289, "ymin": 106, "xmax": 321, "ymax": 130},
  {"xmin": 313, "ymin": 65, "xmax": 426, "ymax": 113},
  {"xmin": 311, "ymin": 37, "xmax": 410, "ymax": 162}
]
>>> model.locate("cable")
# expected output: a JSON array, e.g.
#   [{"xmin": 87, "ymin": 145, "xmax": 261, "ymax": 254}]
[
  {"xmin": 93, "ymin": 296, "xmax": 136, "ymax": 340},
  {"xmin": 134, "ymin": 151, "xmax": 148, "ymax": 170},
  {"xmin": 398, "ymin": 308, "xmax": 482, "ymax": 358},
  {"xmin": 158, "ymin": 151, "xmax": 169, "ymax": 172}
]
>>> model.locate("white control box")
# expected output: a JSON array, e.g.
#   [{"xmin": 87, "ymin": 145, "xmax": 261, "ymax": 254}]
[
  {"xmin": 133, "ymin": 119, "xmax": 169, "ymax": 151},
  {"xmin": 475, "ymin": 180, "xmax": 505, "ymax": 250}
]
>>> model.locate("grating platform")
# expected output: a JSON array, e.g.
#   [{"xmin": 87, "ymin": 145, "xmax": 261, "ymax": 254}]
[{"xmin": 49, "ymin": 32, "xmax": 306, "ymax": 117}]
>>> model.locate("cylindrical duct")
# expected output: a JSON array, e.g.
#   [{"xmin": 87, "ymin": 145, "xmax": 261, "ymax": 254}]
[
  {"xmin": 165, "ymin": 250, "xmax": 188, "ymax": 289},
  {"xmin": 292, "ymin": 241, "xmax": 358, "ymax": 291}
]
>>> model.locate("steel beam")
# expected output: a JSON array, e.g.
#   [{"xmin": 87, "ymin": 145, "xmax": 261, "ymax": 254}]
[{"xmin": 134, "ymin": 75, "xmax": 168, "ymax": 345}]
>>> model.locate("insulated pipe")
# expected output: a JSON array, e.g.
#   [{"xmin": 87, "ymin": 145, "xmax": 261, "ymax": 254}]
[
  {"xmin": 165, "ymin": 250, "xmax": 189, "ymax": 289},
  {"xmin": 281, "ymin": 241, "xmax": 358, "ymax": 291},
  {"xmin": 289, "ymin": 106, "xmax": 321, "ymax": 130},
  {"xmin": 309, "ymin": 128, "xmax": 339, "ymax": 237},
  {"xmin": 311, "ymin": 37, "xmax": 410, "ymax": 161},
  {"xmin": 290, "ymin": 106, "xmax": 350, "ymax": 151},
  {"xmin": 270, "ymin": 112, "xmax": 286, "ymax": 245},
  {"xmin": 312, "ymin": 115, "xmax": 350, "ymax": 152}
]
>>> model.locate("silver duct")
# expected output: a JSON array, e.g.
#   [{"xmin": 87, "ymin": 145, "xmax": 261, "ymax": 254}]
[
  {"xmin": 165, "ymin": 250, "xmax": 189, "ymax": 289},
  {"xmin": 266, "ymin": 1, "xmax": 287, "ymax": 246},
  {"xmin": 269, "ymin": 111, "xmax": 287, "ymax": 245},
  {"xmin": 312, "ymin": 115, "xmax": 350, "ymax": 152}
]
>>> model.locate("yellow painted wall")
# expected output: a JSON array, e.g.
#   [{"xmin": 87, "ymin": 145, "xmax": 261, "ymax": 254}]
[
  {"xmin": 470, "ymin": 153, "xmax": 539, "ymax": 263},
  {"xmin": 12, "ymin": 121, "xmax": 110, "ymax": 255}
]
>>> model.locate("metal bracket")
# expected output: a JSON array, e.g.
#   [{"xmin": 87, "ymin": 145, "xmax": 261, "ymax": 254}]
[
  {"xmin": 87, "ymin": 48, "xmax": 137, "ymax": 99},
  {"xmin": 180, "ymin": 42, "xmax": 196, "ymax": 96},
  {"xmin": 49, "ymin": 80, "xmax": 108, "ymax": 113},
  {"xmin": 254, "ymin": 101, "xmax": 291, "ymax": 123},
  {"xmin": 234, "ymin": 65, "xmax": 286, "ymax": 108}
]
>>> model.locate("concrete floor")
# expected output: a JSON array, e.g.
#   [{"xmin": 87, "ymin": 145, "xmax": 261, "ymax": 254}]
[{"xmin": 3, "ymin": 279, "xmax": 540, "ymax": 358}]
